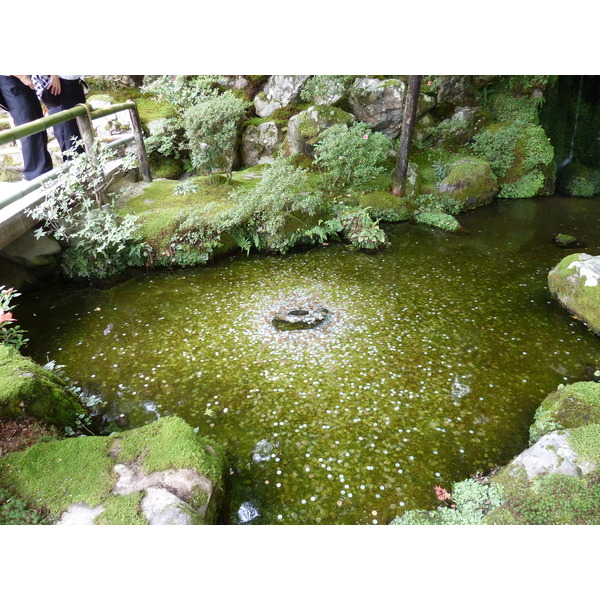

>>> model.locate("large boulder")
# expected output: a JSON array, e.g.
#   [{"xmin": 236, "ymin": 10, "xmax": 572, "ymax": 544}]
[
  {"xmin": 505, "ymin": 429, "xmax": 596, "ymax": 480},
  {"xmin": 0, "ymin": 416, "xmax": 225, "ymax": 524},
  {"xmin": 438, "ymin": 157, "xmax": 499, "ymax": 209},
  {"xmin": 548, "ymin": 253, "xmax": 600, "ymax": 334},
  {"xmin": 253, "ymin": 75, "xmax": 310, "ymax": 117},
  {"xmin": 284, "ymin": 105, "xmax": 355, "ymax": 157},
  {"xmin": 529, "ymin": 381, "xmax": 600, "ymax": 444},
  {"xmin": 0, "ymin": 346, "xmax": 82, "ymax": 428},
  {"xmin": 432, "ymin": 106, "xmax": 489, "ymax": 148},
  {"xmin": 434, "ymin": 75, "xmax": 479, "ymax": 109},
  {"xmin": 347, "ymin": 77, "xmax": 436, "ymax": 138},
  {"xmin": 241, "ymin": 121, "xmax": 283, "ymax": 166}
]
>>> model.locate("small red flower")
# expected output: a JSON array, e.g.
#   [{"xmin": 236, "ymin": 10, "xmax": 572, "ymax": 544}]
[
  {"xmin": 0, "ymin": 310, "xmax": 15, "ymax": 324},
  {"xmin": 427, "ymin": 80, "xmax": 433, "ymax": 86}
]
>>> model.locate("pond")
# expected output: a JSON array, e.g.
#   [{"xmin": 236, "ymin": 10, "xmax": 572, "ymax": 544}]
[{"xmin": 19, "ymin": 195, "xmax": 600, "ymax": 524}]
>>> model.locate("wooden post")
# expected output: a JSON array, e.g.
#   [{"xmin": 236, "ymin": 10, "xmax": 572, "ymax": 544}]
[
  {"xmin": 128, "ymin": 102, "xmax": 152, "ymax": 182},
  {"xmin": 75, "ymin": 103, "xmax": 107, "ymax": 207},
  {"xmin": 392, "ymin": 75, "xmax": 423, "ymax": 197},
  {"xmin": 75, "ymin": 103, "xmax": 95, "ymax": 154}
]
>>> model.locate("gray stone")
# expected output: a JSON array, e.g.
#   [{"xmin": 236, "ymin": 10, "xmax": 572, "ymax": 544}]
[
  {"xmin": 241, "ymin": 122, "xmax": 282, "ymax": 166},
  {"xmin": 285, "ymin": 106, "xmax": 355, "ymax": 157},
  {"xmin": 348, "ymin": 78, "xmax": 436, "ymax": 139},
  {"xmin": 435, "ymin": 76, "xmax": 478, "ymax": 108},
  {"xmin": 254, "ymin": 75, "xmax": 310, "ymax": 117},
  {"xmin": 508, "ymin": 430, "xmax": 596, "ymax": 479},
  {"xmin": 87, "ymin": 96, "xmax": 132, "ymax": 139},
  {"xmin": 141, "ymin": 487, "xmax": 196, "ymax": 525},
  {"xmin": 112, "ymin": 462, "xmax": 213, "ymax": 502},
  {"xmin": 57, "ymin": 502, "xmax": 105, "ymax": 525}
]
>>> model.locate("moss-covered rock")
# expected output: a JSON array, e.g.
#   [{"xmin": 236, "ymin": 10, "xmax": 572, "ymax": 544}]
[
  {"xmin": 438, "ymin": 157, "xmax": 499, "ymax": 209},
  {"xmin": 558, "ymin": 161, "xmax": 600, "ymax": 197},
  {"xmin": 0, "ymin": 416, "xmax": 225, "ymax": 524},
  {"xmin": 471, "ymin": 121, "xmax": 555, "ymax": 198},
  {"xmin": 0, "ymin": 346, "xmax": 82, "ymax": 428},
  {"xmin": 548, "ymin": 253, "xmax": 600, "ymax": 334},
  {"xmin": 285, "ymin": 105, "xmax": 355, "ymax": 157},
  {"xmin": 484, "ymin": 423, "xmax": 600, "ymax": 525},
  {"xmin": 529, "ymin": 381, "xmax": 600, "ymax": 443}
]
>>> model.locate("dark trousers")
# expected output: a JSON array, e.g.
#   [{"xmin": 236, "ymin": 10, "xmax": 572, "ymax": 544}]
[
  {"xmin": 46, "ymin": 78, "xmax": 87, "ymax": 160},
  {"xmin": 0, "ymin": 76, "xmax": 53, "ymax": 180}
]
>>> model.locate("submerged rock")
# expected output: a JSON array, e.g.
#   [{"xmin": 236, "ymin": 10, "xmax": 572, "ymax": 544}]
[
  {"xmin": 238, "ymin": 501, "xmax": 260, "ymax": 523},
  {"xmin": 252, "ymin": 439, "xmax": 274, "ymax": 462},
  {"xmin": 552, "ymin": 233, "xmax": 581, "ymax": 249},
  {"xmin": 548, "ymin": 253, "xmax": 600, "ymax": 334}
]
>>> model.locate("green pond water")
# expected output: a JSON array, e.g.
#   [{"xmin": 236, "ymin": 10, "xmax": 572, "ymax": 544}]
[{"xmin": 19, "ymin": 196, "xmax": 600, "ymax": 524}]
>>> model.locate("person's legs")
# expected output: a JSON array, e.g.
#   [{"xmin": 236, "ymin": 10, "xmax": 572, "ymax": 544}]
[
  {"xmin": 0, "ymin": 76, "xmax": 53, "ymax": 180},
  {"xmin": 48, "ymin": 78, "xmax": 86, "ymax": 159}
]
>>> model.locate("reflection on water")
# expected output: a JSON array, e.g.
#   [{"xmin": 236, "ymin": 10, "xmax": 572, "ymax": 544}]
[{"xmin": 19, "ymin": 196, "xmax": 600, "ymax": 524}]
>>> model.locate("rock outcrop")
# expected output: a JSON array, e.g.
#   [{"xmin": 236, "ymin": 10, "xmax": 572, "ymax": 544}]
[
  {"xmin": 548, "ymin": 253, "xmax": 600, "ymax": 334},
  {"xmin": 253, "ymin": 75, "xmax": 310, "ymax": 117}
]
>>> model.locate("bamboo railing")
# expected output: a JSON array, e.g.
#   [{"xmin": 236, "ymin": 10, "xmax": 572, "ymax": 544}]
[{"xmin": 0, "ymin": 100, "xmax": 152, "ymax": 210}]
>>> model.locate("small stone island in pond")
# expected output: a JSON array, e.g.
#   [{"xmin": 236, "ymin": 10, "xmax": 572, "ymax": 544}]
[{"xmin": 271, "ymin": 306, "xmax": 329, "ymax": 331}]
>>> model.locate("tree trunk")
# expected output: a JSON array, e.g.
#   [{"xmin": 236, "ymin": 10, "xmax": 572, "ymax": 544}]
[{"xmin": 392, "ymin": 75, "xmax": 422, "ymax": 196}]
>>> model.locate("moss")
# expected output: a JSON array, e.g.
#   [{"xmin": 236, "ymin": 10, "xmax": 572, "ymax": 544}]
[
  {"xmin": 90, "ymin": 87, "xmax": 177, "ymax": 126},
  {"xmin": 485, "ymin": 471, "xmax": 600, "ymax": 525},
  {"xmin": 559, "ymin": 162, "xmax": 600, "ymax": 197},
  {"xmin": 569, "ymin": 424, "xmax": 600, "ymax": 465},
  {"xmin": 0, "ymin": 435, "xmax": 115, "ymax": 518},
  {"xmin": 94, "ymin": 492, "xmax": 147, "ymax": 525},
  {"xmin": 295, "ymin": 105, "xmax": 354, "ymax": 143},
  {"xmin": 0, "ymin": 346, "xmax": 83, "ymax": 428},
  {"xmin": 0, "ymin": 416, "xmax": 224, "ymax": 522},
  {"xmin": 530, "ymin": 381, "xmax": 600, "ymax": 443},
  {"xmin": 149, "ymin": 154, "xmax": 185, "ymax": 180},
  {"xmin": 414, "ymin": 210, "xmax": 460, "ymax": 231},
  {"xmin": 440, "ymin": 157, "xmax": 499, "ymax": 209},
  {"xmin": 357, "ymin": 190, "xmax": 413, "ymax": 221},
  {"xmin": 471, "ymin": 122, "xmax": 555, "ymax": 198},
  {"xmin": 115, "ymin": 416, "xmax": 225, "ymax": 485}
]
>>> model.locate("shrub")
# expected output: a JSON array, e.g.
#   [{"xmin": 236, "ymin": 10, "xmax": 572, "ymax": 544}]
[
  {"xmin": 184, "ymin": 93, "xmax": 249, "ymax": 179},
  {"xmin": 339, "ymin": 207, "xmax": 388, "ymax": 251},
  {"xmin": 226, "ymin": 157, "xmax": 327, "ymax": 253},
  {"xmin": 25, "ymin": 142, "xmax": 149, "ymax": 280},
  {"xmin": 314, "ymin": 122, "xmax": 392, "ymax": 193},
  {"xmin": 0, "ymin": 286, "xmax": 28, "ymax": 356}
]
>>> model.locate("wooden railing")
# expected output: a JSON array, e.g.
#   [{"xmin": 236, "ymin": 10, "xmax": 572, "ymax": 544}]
[{"xmin": 0, "ymin": 100, "xmax": 152, "ymax": 210}]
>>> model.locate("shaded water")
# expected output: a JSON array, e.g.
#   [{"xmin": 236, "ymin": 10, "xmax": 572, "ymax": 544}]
[{"xmin": 19, "ymin": 196, "xmax": 600, "ymax": 524}]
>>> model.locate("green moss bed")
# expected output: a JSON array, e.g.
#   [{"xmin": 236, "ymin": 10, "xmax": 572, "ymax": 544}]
[{"xmin": 0, "ymin": 416, "xmax": 225, "ymax": 524}]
